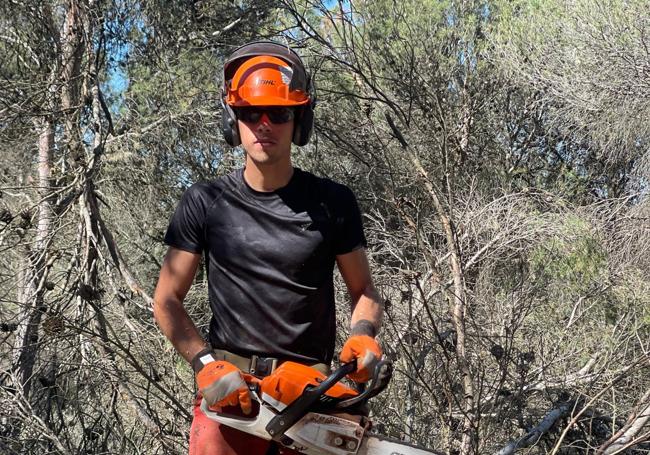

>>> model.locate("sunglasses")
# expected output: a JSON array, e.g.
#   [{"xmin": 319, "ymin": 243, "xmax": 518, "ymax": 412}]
[{"xmin": 236, "ymin": 107, "xmax": 295, "ymax": 124}]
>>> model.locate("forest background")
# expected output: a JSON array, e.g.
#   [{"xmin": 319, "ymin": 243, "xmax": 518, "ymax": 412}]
[{"xmin": 1, "ymin": 0, "xmax": 648, "ymax": 454}]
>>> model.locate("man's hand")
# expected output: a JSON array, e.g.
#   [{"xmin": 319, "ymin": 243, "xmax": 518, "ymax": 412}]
[
  {"xmin": 196, "ymin": 359, "xmax": 252, "ymax": 414},
  {"xmin": 339, "ymin": 335, "xmax": 382, "ymax": 383}
]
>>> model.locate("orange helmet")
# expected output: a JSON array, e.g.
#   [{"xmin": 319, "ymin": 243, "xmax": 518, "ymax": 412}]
[
  {"xmin": 221, "ymin": 41, "xmax": 315, "ymax": 146},
  {"xmin": 225, "ymin": 55, "xmax": 310, "ymax": 107}
]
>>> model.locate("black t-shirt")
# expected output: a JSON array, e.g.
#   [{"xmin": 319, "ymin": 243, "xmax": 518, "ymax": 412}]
[{"xmin": 164, "ymin": 168, "xmax": 366, "ymax": 364}]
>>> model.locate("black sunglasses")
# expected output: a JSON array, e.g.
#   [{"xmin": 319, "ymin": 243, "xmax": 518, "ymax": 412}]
[{"xmin": 236, "ymin": 107, "xmax": 295, "ymax": 124}]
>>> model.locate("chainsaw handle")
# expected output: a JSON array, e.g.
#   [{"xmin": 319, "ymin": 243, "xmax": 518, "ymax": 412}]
[
  {"xmin": 315, "ymin": 360, "xmax": 357, "ymax": 390},
  {"xmin": 335, "ymin": 359, "xmax": 393, "ymax": 409},
  {"xmin": 265, "ymin": 361, "xmax": 357, "ymax": 442}
]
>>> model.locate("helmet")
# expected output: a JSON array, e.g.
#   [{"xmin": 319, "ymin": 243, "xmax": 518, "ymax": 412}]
[
  {"xmin": 226, "ymin": 55, "xmax": 310, "ymax": 107},
  {"xmin": 221, "ymin": 41, "xmax": 315, "ymax": 146}
]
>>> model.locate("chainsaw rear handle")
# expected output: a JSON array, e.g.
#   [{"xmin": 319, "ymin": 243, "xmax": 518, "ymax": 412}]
[{"xmin": 265, "ymin": 360, "xmax": 357, "ymax": 441}]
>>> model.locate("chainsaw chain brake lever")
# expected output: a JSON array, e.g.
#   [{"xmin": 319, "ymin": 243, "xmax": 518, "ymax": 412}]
[{"xmin": 265, "ymin": 360, "xmax": 357, "ymax": 442}]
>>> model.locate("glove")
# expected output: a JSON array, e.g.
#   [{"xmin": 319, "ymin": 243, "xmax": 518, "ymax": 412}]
[
  {"xmin": 339, "ymin": 335, "xmax": 382, "ymax": 383},
  {"xmin": 196, "ymin": 360, "xmax": 252, "ymax": 414}
]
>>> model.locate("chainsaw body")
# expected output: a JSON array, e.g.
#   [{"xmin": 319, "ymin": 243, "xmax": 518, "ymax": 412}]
[{"xmin": 201, "ymin": 359, "xmax": 438, "ymax": 455}]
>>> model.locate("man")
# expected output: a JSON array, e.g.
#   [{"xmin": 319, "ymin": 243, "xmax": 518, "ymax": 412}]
[{"xmin": 153, "ymin": 41, "xmax": 383, "ymax": 455}]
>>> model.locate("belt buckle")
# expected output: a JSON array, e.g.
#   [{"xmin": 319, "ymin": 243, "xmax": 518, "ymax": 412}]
[{"xmin": 250, "ymin": 355, "xmax": 278, "ymax": 377}]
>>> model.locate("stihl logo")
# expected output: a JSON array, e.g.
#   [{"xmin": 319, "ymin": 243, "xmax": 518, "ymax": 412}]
[{"xmin": 259, "ymin": 79, "xmax": 275, "ymax": 85}]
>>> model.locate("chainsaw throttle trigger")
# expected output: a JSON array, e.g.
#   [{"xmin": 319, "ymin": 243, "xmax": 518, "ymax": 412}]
[{"xmin": 265, "ymin": 361, "xmax": 357, "ymax": 442}]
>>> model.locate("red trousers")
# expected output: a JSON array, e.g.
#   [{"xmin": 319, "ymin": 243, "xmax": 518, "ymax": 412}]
[{"xmin": 189, "ymin": 396, "xmax": 302, "ymax": 455}]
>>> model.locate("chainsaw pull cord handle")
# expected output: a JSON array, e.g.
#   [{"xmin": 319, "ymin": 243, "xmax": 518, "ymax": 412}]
[{"xmin": 265, "ymin": 360, "xmax": 357, "ymax": 442}]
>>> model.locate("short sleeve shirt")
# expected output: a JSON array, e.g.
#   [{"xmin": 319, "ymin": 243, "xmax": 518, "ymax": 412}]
[{"xmin": 164, "ymin": 168, "xmax": 366, "ymax": 364}]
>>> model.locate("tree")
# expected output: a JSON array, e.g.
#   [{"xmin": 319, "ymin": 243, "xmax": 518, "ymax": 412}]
[
  {"xmin": 1, "ymin": 1, "xmax": 281, "ymax": 453},
  {"xmin": 495, "ymin": 0, "xmax": 650, "ymax": 196},
  {"xmin": 278, "ymin": 0, "xmax": 650, "ymax": 453}
]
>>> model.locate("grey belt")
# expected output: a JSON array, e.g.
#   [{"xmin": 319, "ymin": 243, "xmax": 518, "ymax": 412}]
[{"xmin": 213, "ymin": 349, "xmax": 330, "ymax": 378}]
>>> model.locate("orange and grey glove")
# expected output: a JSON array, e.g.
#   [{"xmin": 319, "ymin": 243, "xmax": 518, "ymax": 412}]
[
  {"xmin": 339, "ymin": 335, "xmax": 382, "ymax": 383},
  {"xmin": 193, "ymin": 349, "xmax": 252, "ymax": 414}
]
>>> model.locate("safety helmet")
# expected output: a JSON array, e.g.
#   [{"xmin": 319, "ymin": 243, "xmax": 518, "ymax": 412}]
[
  {"xmin": 221, "ymin": 41, "xmax": 315, "ymax": 146},
  {"xmin": 226, "ymin": 55, "xmax": 310, "ymax": 107}
]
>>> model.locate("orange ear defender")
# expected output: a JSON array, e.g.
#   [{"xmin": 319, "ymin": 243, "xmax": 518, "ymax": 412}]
[{"xmin": 221, "ymin": 41, "xmax": 315, "ymax": 147}]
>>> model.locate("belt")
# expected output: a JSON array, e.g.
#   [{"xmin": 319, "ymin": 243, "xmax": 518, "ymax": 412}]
[{"xmin": 212, "ymin": 349, "xmax": 330, "ymax": 378}]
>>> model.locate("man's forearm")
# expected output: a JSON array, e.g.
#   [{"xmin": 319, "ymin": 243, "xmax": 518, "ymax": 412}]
[
  {"xmin": 153, "ymin": 297, "xmax": 208, "ymax": 364},
  {"xmin": 350, "ymin": 286, "xmax": 383, "ymax": 337}
]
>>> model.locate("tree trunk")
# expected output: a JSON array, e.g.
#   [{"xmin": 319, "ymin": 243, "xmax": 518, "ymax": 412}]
[
  {"xmin": 12, "ymin": 0, "xmax": 86, "ymax": 400},
  {"xmin": 11, "ymin": 117, "xmax": 54, "ymax": 397},
  {"xmin": 61, "ymin": 0, "xmax": 85, "ymax": 167},
  {"xmin": 408, "ymin": 151, "xmax": 476, "ymax": 454}
]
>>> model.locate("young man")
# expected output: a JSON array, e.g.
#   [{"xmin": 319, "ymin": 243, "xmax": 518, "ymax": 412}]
[{"xmin": 153, "ymin": 41, "xmax": 383, "ymax": 455}]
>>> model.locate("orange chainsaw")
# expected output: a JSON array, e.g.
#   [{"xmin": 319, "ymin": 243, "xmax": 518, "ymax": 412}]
[{"xmin": 200, "ymin": 359, "xmax": 440, "ymax": 455}]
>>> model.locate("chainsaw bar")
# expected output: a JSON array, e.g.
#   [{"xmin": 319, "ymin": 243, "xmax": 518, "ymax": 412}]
[{"xmin": 357, "ymin": 434, "xmax": 442, "ymax": 455}]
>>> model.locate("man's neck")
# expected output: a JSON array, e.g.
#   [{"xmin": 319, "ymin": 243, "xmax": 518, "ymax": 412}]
[{"xmin": 243, "ymin": 160, "xmax": 294, "ymax": 192}]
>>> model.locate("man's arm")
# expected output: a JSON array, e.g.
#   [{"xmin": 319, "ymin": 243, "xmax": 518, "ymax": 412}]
[
  {"xmin": 153, "ymin": 247, "xmax": 208, "ymax": 364},
  {"xmin": 153, "ymin": 247, "xmax": 253, "ymax": 413},
  {"xmin": 336, "ymin": 248, "xmax": 383, "ymax": 336}
]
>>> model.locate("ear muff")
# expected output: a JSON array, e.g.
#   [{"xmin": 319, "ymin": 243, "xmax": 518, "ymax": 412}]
[
  {"xmin": 293, "ymin": 104, "xmax": 314, "ymax": 146},
  {"xmin": 222, "ymin": 41, "xmax": 316, "ymax": 147},
  {"xmin": 221, "ymin": 96, "xmax": 241, "ymax": 147}
]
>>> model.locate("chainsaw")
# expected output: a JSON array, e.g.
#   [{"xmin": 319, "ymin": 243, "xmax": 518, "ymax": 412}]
[{"xmin": 200, "ymin": 359, "xmax": 440, "ymax": 455}]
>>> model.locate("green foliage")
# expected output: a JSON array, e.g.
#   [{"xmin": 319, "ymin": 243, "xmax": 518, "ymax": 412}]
[
  {"xmin": 127, "ymin": 48, "xmax": 219, "ymax": 117},
  {"xmin": 493, "ymin": 0, "xmax": 650, "ymax": 189},
  {"xmin": 612, "ymin": 271, "xmax": 650, "ymax": 325},
  {"xmin": 529, "ymin": 215, "xmax": 607, "ymax": 290}
]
